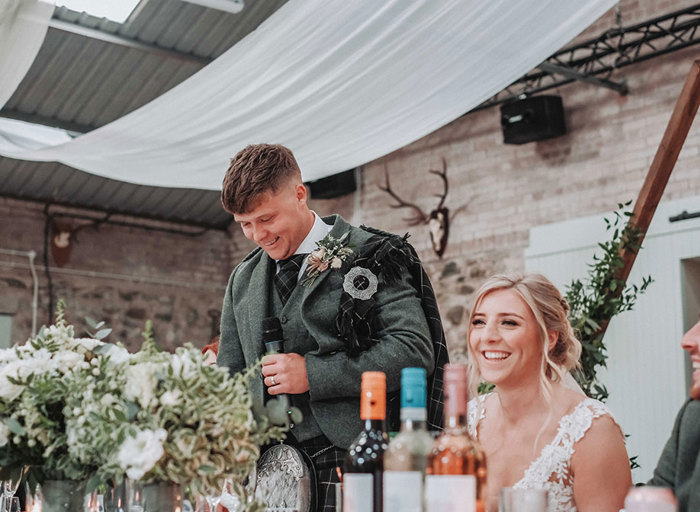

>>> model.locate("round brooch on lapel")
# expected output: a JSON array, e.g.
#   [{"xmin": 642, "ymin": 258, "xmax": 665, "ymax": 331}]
[{"xmin": 342, "ymin": 266, "xmax": 378, "ymax": 300}]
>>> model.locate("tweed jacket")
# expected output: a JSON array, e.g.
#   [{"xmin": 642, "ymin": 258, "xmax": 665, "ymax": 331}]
[
  {"xmin": 648, "ymin": 399, "xmax": 700, "ymax": 512},
  {"xmin": 217, "ymin": 215, "xmax": 434, "ymax": 449}
]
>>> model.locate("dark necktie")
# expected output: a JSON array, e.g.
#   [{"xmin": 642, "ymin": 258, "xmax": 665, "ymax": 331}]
[{"xmin": 274, "ymin": 253, "xmax": 307, "ymax": 304}]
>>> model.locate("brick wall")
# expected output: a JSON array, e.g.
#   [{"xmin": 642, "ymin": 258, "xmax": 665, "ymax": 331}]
[
  {"xmin": 0, "ymin": 198, "xmax": 231, "ymax": 351},
  {"xmin": 0, "ymin": 189, "xmax": 355, "ymax": 350},
  {"xmin": 357, "ymin": 0, "xmax": 700, "ymax": 359}
]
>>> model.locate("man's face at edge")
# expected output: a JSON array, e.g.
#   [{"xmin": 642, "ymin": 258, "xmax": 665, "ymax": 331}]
[{"xmin": 682, "ymin": 317, "xmax": 700, "ymax": 400}]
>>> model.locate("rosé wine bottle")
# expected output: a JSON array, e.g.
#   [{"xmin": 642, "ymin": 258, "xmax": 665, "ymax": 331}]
[{"xmin": 426, "ymin": 363, "xmax": 486, "ymax": 512}]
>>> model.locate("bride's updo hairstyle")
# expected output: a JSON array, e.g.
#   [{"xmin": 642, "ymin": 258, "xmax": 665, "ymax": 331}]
[{"xmin": 467, "ymin": 273, "xmax": 582, "ymax": 395}]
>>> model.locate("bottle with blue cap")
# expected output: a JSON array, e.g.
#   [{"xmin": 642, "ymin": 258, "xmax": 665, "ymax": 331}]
[{"xmin": 383, "ymin": 367, "xmax": 433, "ymax": 512}]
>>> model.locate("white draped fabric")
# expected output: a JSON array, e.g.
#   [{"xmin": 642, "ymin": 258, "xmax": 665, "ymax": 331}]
[
  {"xmin": 0, "ymin": 0, "xmax": 616, "ymax": 190},
  {"xmin": 0, "ymin": 0, "xmax": 54, "ymax": 109}
]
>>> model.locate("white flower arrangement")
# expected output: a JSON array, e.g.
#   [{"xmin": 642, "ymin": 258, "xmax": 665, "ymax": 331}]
[
  {"xmin": 1, "ymin": 303, "xmax": 287, "ymax": 512},
  {"xmin": 71, "ymin": 322, "xmax": 286, "ymax": 501},
  {"xmin": 0, "ymin": 301, "xmax": 125, "ymax": 487}
]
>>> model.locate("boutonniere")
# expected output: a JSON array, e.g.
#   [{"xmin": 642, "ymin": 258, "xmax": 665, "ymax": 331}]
[{"xmin": 301, "ymin": 232, "xmax": 353, "ymax": 286}]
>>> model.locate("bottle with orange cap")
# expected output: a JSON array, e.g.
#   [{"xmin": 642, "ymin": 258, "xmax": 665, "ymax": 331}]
[{"xmin": 343, "ymin": 371, "xmax": 389, "ymax": 512}]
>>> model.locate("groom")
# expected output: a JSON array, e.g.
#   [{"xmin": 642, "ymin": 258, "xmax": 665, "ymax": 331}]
[{"xmin": 218, "ymin": 143, "xmax": 445, "ymax": 511}]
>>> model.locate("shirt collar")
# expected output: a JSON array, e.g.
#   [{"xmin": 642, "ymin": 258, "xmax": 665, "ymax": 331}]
[{"xmin": 292, "ymin": 211, "xmax": 332, "ymax": 257}]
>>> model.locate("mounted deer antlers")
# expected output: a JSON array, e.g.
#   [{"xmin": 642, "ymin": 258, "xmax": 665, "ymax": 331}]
[{"xmin": 378, "ymin": 158, "xmax": 465, "ymax": 259}]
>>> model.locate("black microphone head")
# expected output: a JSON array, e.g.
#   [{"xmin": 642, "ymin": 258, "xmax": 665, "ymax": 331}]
[{"xmin": 262, "ymin": 316, "xmax": 283, "ymax": 344}]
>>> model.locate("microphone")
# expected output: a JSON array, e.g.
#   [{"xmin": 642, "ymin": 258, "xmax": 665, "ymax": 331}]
[
  {"xmin": 262, "ymin": 317, "xmax": 284, "ymax": 354},
  {"xmin": 261, "ymin": 317, "xmax": 296, "ymax": 428}
]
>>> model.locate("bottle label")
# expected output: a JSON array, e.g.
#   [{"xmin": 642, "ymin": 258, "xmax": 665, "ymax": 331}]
[
  {"xmin": 384, "ymin": 471, "xmax": 422, "ymax": 512},
  {"xmin": 343, "ymin": 474, "xmax": 373, "ymax": 512},
  {"xmin": 425, "ymin": 475, "xmax": 475, "ymax": 512}
]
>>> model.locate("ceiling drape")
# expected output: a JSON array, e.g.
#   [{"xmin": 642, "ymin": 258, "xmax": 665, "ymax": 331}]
[
  {"xmin": 0, "ymin": 0, "xmax": 616, "ymax": 190},
  {"xmin": 0, "ymin": 0, "xmax": 54, "ymax": 109}
]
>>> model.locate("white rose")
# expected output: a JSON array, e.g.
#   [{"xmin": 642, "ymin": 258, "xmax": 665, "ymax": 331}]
[
  {"xmin": 101, "ymin": 345, "xmax": 131, "ymax": 365},
  {"xmin": 331, "ymin": 257, "xmax": 343, "ymax": 269},
  {"xmin": 51, "ymin": 351, "xmax": 84, "ymax": 372},
  {"xmin": 0, "ymin": 348, "xmax": 19, "ymax": 366},
  {"xmin": 32, "ymin": 348, "xmax": 52, "ymax": 361},
  {"xmin": 0, "ymin": 361, "xmax": 28, "ymax": 401},
  {"xmin": 74, "ymin": 338, "xmax": 102, "ymax": 352},
  {"xmin": 100, "ymin": 393, "xmax": 115, "ymax": 407},
  {"xmin": 170, "ymin": 353, "xmax": 195, "ymax": 379},
  {"xmin": 28, "ymin": 357, "xmax": 53, "ymax": 374},
  {"xmin": 160, "ymin": 390, "xmax": 181, "ymax": 407},
  {"xmin": 117, "ymin": 428, "xmax": 167, "ymax": 480},
  {"xmin": 0, "ymin": 421, "xmax": 10, "ymax": 447},
  {"xmin": 124, "ymin": 364, "xmax": 158, "ymax": 407}
]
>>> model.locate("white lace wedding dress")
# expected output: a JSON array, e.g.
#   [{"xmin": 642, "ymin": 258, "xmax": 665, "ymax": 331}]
[{"xmin": 468, "ymin": 394, "xmax": 617, "ymax": 512}]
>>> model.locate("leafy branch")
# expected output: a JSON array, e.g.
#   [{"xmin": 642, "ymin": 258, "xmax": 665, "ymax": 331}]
[
  {"xmin": 565, "ymin": 201, "xmax": 653, "ymax": 401},
  {"xmin": 84, "ymin": 316, "xmax": 112, "ymax": 341}
]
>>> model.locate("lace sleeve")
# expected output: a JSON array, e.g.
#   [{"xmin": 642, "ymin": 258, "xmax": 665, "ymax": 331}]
[
  {"xmin": 562, "ymin": 398, "xmax": 621, "ymax": 449},
  {"xmin": 467, "ymin": 394, "xmax": 488, "ymax": 438}
]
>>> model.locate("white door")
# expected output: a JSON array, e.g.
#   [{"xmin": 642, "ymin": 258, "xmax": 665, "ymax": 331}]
[{"xmin": 525, "ymin": 194, "xmax": 700, "ymax": 482}]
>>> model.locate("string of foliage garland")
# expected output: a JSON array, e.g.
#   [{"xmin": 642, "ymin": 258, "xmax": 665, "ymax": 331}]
[{"xmin": 565, "ymin": 202, "xmax": 653, "ymax": 402}]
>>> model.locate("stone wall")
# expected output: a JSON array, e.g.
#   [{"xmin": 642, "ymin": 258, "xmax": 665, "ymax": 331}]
[
  {"xmin": 0, "ymin": 198, "xmax": 231, "ymax": 351},
  {"xmin": 0, "ymin": 190, "xmax": 355, "ymax": 350}
]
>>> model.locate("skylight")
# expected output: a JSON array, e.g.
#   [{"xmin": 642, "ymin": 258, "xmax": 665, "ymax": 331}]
[{"xmin": 57, "ymin": 0, "xmax": 141, "ymax": 24}]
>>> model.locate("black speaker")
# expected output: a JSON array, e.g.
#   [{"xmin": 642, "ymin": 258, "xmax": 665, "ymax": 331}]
[
  {"xmin": 500, "ymin": 95, "xmax": 566, "ymax": 144},
  {"xmin": 306, "ymin": 169, "xmax": 357, "ymax": 199}
]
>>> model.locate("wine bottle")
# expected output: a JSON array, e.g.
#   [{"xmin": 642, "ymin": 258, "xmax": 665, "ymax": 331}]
[
  {"xmin": 343, "ymin": 371, "xmax": 389, "ymax": 512},
  {"xmin": 383, "ymin": 367, "xmax": 433, "ymax": 512},
  {"xmin": 426, "ymin": 363, "xmax": 487, "ymax": 512}
]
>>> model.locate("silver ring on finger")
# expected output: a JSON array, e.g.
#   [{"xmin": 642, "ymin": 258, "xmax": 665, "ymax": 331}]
[{"xmin": 271, "ymin": 375, "xmax": 276, "ymax": 386}]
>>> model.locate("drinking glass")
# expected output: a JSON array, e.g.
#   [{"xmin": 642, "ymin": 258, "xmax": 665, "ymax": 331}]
[
  {"xmin": 194, "ymin": 487, "xmax": 221, "ymax": 512},
  {"xmin": 7, "ymin": 497, "xmax": 20, "ymax": 512},
  {"xmin": 624, "ymin": 486, "xmax": 677, "ymax": 512},
  {"xmin": 25, "ymin": 481, "xmax": 42, "ymax": 512},
  {"xmin": 218, "ymin": 479, "xmax": 241, "ymax": 512},
  {"xmin": 3, "ymin": 468, "xmax": 26, "ymax": 512},
  {"xmin": 499, "ymin": 487, "xmax": 548, "ymax": 512}
]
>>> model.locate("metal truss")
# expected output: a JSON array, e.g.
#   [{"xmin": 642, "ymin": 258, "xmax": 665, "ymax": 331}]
[{"xmin": 474, "ymin": 3, "xmax": 700, "ymax": 111}]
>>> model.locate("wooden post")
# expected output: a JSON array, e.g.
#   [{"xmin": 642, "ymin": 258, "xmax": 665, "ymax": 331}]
[{"xmin": 598, "ymin": 59, "xmax": 700, "ymax": 338}]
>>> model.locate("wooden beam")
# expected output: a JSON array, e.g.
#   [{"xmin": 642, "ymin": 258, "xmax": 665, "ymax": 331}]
[
  {"xmin": 621, "ymin": 59, "xmax": 700, "ymax": 281},
  {"xmin": 598, "ymin": 59, "xmax": 700, "ymax": 338}
]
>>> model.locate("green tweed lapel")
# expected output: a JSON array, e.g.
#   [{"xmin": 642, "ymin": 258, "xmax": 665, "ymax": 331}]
[
  {"xmin": 243, "ymin": 253, "xmax": 275, "ymax": 362},
  {"xmin": 300, "ymin": 215, "xmax": 352, "ymax": 304}
]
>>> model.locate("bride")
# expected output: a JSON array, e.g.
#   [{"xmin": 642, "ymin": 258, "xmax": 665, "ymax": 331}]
[{"xmin": 467, "ymin": 273, "xmax": 632, "ymax": 512}]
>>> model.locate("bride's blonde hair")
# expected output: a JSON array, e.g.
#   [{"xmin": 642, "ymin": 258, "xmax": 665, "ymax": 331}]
[{"xmin": 466, "ymin": 273, "xmax": 582, "ymax": 398}]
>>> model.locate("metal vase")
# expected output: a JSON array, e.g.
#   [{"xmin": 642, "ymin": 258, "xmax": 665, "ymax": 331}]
[
  {"xmin": 126, "ymin": 480, "xmax": 183, "ymax": 512},
  {"xmin": 40, "ymin": 480, "xmax": 89, "ymax": 512}
]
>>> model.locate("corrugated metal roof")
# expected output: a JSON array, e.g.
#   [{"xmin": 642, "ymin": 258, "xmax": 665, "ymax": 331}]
[{"xmin": 0, "ymin": 0, "xmax": 288, "ymax": 230}]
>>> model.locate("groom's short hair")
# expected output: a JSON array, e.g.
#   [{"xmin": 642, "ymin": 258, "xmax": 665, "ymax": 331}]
[{"xmin": 221, "ymin": 143, "xmax": 302, "ymax": 214}]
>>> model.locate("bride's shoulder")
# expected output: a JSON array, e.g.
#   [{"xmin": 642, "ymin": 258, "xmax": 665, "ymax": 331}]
[{"xmin": 563, "ymin": 393, "xmax": 623, "ymax": 442}]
